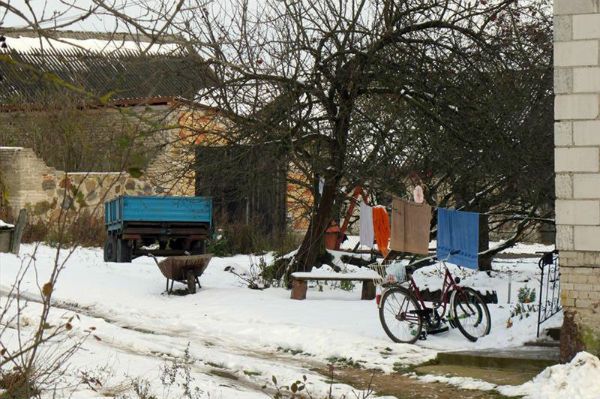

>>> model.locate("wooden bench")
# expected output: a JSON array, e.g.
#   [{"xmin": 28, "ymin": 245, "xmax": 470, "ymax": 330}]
[{"xmin": 290, "ymin": 270, "xmax": 381, "ymax": 300}]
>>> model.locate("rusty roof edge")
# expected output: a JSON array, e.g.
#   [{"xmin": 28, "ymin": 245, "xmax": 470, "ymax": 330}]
[{"xmin": 0, "ymin": 95, "xmax": 220, "ymax": 113}]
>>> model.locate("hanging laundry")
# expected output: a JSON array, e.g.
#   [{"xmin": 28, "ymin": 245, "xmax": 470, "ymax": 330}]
[
  {"xmin": 359, "ymin": 201, "xmax": 374, "ymax": 248},
  {"xmin": 436, "ymin": 208, "xmax": 479, "ymax": 270},
  {"xmin": 318, "ymin": 177, "xmax": 325, "ymax": 195},
  {"xmin": 413, "ymin": 185, "xmax": 424, "ymax": 204},
  {"xmin": 372, "ymin": 206, "xmax": 390, "ymax": 257},
  {"xmin": 390, "ymin": 197, "xmax": 432, "ymax": 255}
]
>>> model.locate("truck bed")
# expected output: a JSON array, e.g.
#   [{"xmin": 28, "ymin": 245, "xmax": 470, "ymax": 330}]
[{"xmin": 105, "ymin": 196, "xmax": 212, "ymax": 231}]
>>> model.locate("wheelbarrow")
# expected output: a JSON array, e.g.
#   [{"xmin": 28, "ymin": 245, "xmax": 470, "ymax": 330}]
[{"xmin": 150, "ymin": 254, "xmax": 212, "ymax": 294}]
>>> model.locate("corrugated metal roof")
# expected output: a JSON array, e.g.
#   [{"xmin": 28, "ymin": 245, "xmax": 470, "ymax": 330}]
[{"xmin": 0, "ymin": 47, "xmax": 215, "ymax": 106}]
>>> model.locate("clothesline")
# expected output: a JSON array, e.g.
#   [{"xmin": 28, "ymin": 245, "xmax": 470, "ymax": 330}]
[
  {"xmin": 359, "ymin": 199, "xmax": 548, "ymax": 221},
  {"xmin": 341, "ymin": 184, "xmax": 544, "ymax": 220},
  {"xmin": 358, "ymin": 199, "xmax": 480, "ymax": 270}
]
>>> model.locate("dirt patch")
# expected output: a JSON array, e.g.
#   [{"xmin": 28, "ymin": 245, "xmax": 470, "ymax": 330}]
[
  {"xmin": 208, "ymin": 369, "xmax": 239, "ymax": 381},
  {"xmin": 317, "ymin": 367, "xmax": 510, "ymax": 399},
  {"xmin": 415, "ymin": 364, "xmax": 537, "ymax": 386}
]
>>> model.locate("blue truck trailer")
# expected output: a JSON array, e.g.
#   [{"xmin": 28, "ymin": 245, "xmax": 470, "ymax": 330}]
[{"xmin": 104, "ymin": 196, "xmax": 212, "ymax": 262}]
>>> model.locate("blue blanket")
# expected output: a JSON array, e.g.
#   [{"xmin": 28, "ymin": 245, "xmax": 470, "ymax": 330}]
[{"xmin": 436, "ymin": 208, "xmax": 479, "ymax": 270}]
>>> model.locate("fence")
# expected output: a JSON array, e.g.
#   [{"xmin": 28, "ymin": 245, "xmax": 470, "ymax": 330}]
[{"xmin": 537, "ymin": 250, "xmax": 561, "ymax": 338}]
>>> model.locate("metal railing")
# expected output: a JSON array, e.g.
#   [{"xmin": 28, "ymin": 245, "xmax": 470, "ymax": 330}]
[{"xmin": 537, "ymin": 250, "xmax": 561, "ymax": 338}]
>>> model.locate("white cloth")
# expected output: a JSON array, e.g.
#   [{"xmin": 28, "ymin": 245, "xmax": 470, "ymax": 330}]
[
  {"xmin": 318, "ymin": 177, "xmax": 325, "ymax": 195},
  {"xmin": 386, "ymin": 261, "xmax": 407, "ymax": 283},
  {"xmin": 359, "ymin": 201, "xmax": 374, "ymax": 248},
  {"xmin": 413, "ymin": 185, "xmax": 424, "ymax": 204}
]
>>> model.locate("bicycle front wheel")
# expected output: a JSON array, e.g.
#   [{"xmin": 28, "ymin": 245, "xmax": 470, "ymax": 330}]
[
  {"xmin": 451, "ymin": 287, "xmax": 491, "ymax": 342},
  {"xmin": 379, "ymin": 286, "xmax": 423, "ymax": 344}
]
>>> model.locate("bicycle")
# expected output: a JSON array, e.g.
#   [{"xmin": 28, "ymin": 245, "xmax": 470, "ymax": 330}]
[{"xmin": 376, "ymin": 253, "xmax": 491, "ymax": 344}]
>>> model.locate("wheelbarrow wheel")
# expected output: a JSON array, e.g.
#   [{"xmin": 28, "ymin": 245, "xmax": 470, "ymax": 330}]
[{"xmin": 186, "ymin": 270, "xmax": 197, "ymax": 294}]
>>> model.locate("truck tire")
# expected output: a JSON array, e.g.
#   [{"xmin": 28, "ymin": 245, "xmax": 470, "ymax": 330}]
[
  {"xmin": 117, "ymin": 239, "xmax": 132, "ymax": 263},
  {"xmin": 104, "ymin": 237, "xmax": 116, "ymax": 262}
]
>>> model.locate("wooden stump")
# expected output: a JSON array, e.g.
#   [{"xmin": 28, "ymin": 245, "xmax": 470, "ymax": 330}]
[
  {"xmin": 361, "ymin": 280, "xmax": 376, "ymax": 300},
  {"xmin": 291, "ymin": 279, "xmax": 307, "ymax": 300}
]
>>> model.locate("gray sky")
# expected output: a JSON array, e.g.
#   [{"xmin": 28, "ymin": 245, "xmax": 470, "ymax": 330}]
[
  {"xmin": 1, "ymin": 0, "xmax": 162, "ymax": 32},
  {"xmin": 0, "ymin": 0, "xmax": 264, "ymax": 33}
]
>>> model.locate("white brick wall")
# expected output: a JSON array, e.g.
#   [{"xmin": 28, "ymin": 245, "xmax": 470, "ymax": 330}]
[
  {"xmin": 573, "ymin": 120, "xmax": 600, "ymax": 144},
  {"xmin": 574, "ymin": 174, "xmax": 600, "ymax": 197},
  {"xmin": 573, "ymin": 14, "xmax": 600, "ymax": 39},
  {"xmin": 555, "ymin": 16, "xmax": 573, "ymax": 42},
  {"xmin": 556, "ymin": 121, "xmax": 574, "ymax": 145},
  {"xmin": 555, "ymin": 0, "xmax": 599, "ymax": 16},
  {"xmin": 556, "ymin": 173, "xmax": 573, "ymax": 198},
  {"xmin": 557, "ymin": 225, "xmax": 575, "ymax": 250},
  {"xmin": 555, "ymin": 68, "xmax": 573, "ymax": 94},
  {"xmin": 555, "ymin": 94, "xmax": 600, "ymax": 119},
  {"xmin": 555, "ymin": 0, "xmax": 600, "ymax": 358},
  {"xmin": 555, "ymin": 2, "xmax": 600, "ymax": 254},
  {"xmin": 554, "ymin": 41, "xmax": 599, "ymax": 67},
  {"xmin": 573, "ymin": 68, "xmax": 600, "ymax": 92},
  {"xmin": 556, "ymin": 200, "xmax": 600, "ymax": 225},
  {"xmin": 574, "ymin": 226, "xmax": 600, "ymax": 250},
  {"xmin": 555, "ymin": 147, "xmax": 599, "ymax": 172}
]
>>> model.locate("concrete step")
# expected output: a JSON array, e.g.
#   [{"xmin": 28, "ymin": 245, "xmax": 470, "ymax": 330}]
[
  {"xmin": 524, "ymin": 327, "xmax": 561, "ymax": 347},
  {"xmin": 415, "ymin": 364, "xmax": 539, "ymax": 386},
  {"xmin": 524, "ymin": 340, "xmax": 560, "ymax": 348},
  {"xmin": 436, "ymin": 346, "xmax": 560, "ymax": 372}
]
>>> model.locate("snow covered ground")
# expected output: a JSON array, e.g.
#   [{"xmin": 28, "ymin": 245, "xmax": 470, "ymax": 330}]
[{"xmin": 0, "ymin": 240, "xmax": 595, "ymax": 399}]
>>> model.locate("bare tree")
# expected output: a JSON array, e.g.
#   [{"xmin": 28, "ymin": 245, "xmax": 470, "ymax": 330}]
[
  {"xmin": 0, "ymin": 0, "xmax": 552, "ymax": 274},
  {"xmin": 157, "ymin": 0, "xmax": 525, "ymax": 272},
  {"xmin": 0, "ymin": 2, "xmax": 203, "ymax": 395},
  {"xmin": 345, "ymin": 0, "xmax": 553, "ymax": 269}
]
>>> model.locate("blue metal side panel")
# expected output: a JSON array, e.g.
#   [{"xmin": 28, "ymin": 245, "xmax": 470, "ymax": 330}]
[
  {"xmin": 105, "ymin": 197, "xmax": 125, "ymax": 232},
  {"xmin": 120, "ymin": 196, "xmax": 212, "ymax": 224}
]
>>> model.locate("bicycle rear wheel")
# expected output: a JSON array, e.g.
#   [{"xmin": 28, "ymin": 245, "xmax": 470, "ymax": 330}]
[
  {"xmin": 451, "ymin": 287, "xmax": 491, "ymax": 342},
  {"xmin": 379, "ymin": 286, "xmax": 423, "ymax": 344}
]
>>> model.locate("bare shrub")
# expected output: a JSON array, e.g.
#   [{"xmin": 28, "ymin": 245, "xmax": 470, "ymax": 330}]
[
  {"xmin": 119, "ymin": 346, "xmax": 203, "ymax": 399},
  {"xmin": 0, "ymin": 251, "xmax": 96, "ymax": 398},
  {"xmin": 20, "ymin": 209, "xmax": 106, "ymax": 248}
]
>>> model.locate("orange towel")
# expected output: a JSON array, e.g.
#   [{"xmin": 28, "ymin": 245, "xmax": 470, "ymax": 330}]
[{"xmin": 372, "ymin": 206, "xmax": 390, "ymax": 257}]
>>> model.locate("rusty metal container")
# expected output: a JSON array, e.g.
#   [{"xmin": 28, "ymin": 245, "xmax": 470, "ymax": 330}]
[{"xmin": 155, "ymin": 254, "xmax": 212, "ymax": 294}]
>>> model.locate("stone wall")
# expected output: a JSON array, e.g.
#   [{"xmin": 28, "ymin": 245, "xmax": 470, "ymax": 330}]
[
  {"xmin": 0, "ymin": 105, "xmax": 170, "ymax": 173},
  {"xmin": 0, "ymin": 147, "xmax": 161, "ymax": 220},
  {"xmin": 0, "ymin": 146, "xmax": 55, "ymax": 213},
  {"xmin": 0, "ymin": 103, "xmax": 314, "ymax": 233},
  {"xmin": 0, "ymin": 103, "xmax": 220, "ymax": 221},
  {"xmin": 554, "ymin": 0, "xmax": 600, "ymax": 361}
]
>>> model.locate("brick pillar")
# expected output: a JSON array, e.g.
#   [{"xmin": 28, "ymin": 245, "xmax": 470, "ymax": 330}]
[{"xmin": 555, "ymin": 0, "xmax": 600, "ymax": 362}]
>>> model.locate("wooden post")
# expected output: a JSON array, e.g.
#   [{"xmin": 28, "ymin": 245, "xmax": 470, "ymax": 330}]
[
  {"xmin": 361, "ymin": 280, "xmax": 376, "ymax": 300},
  {"xmin": 290, "ymin": 279, "xmax": 307, "ymax": 300},
  {"xmin": 10, "ymin": 208, "xmax": 27, "ymax": 255}
]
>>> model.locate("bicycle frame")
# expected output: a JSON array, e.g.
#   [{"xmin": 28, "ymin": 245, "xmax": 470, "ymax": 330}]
[
  {"xmin": 409, "ymin": 264, "xmax": 460, "ymax": 320},
  {"xmin": 380, "ymin": 262, "xmax": 464, "ymax": 326},
  {"xmin": 378, "ymin": 255, "xmax": 491, "ymax": 343}
]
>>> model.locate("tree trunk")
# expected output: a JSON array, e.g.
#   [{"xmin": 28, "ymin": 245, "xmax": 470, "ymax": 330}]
[
  {"xmin": 292, "ymin": 178, "xmax": 339, "ymax": 273},
  {"xmin": 478, "ymin": 213, "xmax": 492, "ymax": 271}
]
